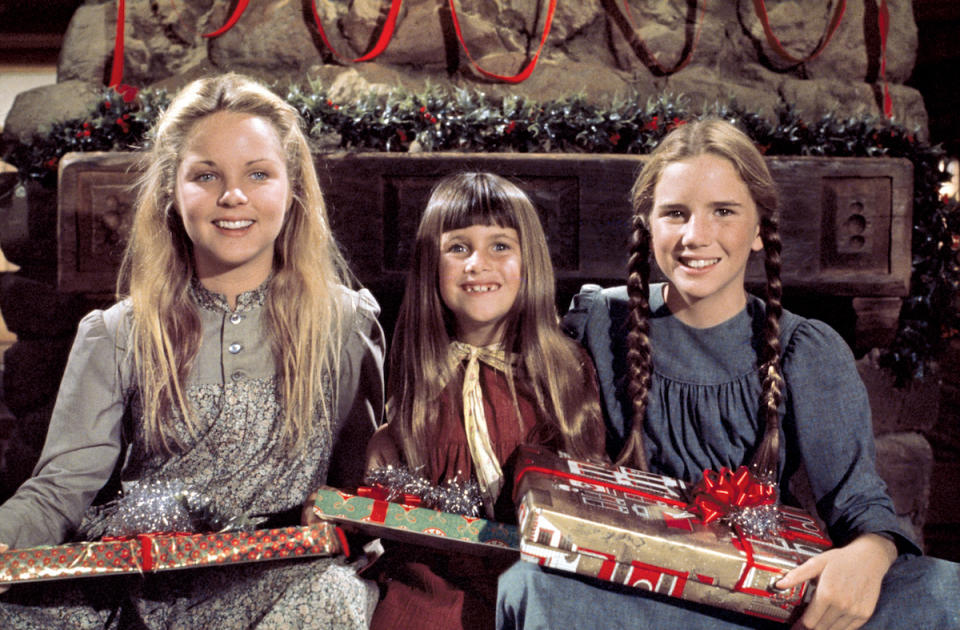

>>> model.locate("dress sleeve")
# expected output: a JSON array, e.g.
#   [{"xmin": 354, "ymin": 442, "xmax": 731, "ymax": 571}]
[
  {"xmin": 561, "ymin": 284, "xmax": 631, "ymax": 454},
  {"xmin": 326, "ymin": 288, "xmax": 386, "ymax": 490},
  {"xmin": 782, "ymin": 319, "xmax": 921, "ymax": 555},
  {"xmin": 0, "ymin": 308, "xmax": 126, "ymax": 549}
]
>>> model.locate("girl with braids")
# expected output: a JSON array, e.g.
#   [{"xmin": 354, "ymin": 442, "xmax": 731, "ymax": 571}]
[
  {"xmin": 497, "ymin": 118, "xmax": 959, "ymax": 630},
  {"xmin": 0, "ymin": 73, "xmax": 384, "ymax": 628},
  {"xmin": 364, "ymin": 172, "xmax": 607, "ymax": 630}
]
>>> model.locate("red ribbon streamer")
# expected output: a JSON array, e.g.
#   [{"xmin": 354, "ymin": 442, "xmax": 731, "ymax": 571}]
[
  {"xmin": 877, "ymin": 0, "xmax": 892, "ymax": 118},
  {"xmin": 204, "ymin": 0, "xmax": 250, "ymax": 38},
  {"xmin": 447, "ymin": 0, "xmax": 556, "ymax": 84},
  {"xmin": 616, "ymin": 0, "xmax": 708, "ymax": 75},
  {"xmin": 752, "ymin": 0, "xmax": 846, "ymax": 64},
  {"xmin": 109, "ymin": 0, "xmax": 126, "ymax": 87},
  {"xmin": 308, "ymin": 0, "xmax": 403, "ymax": 62},
  {"xmin": 689, "ymin": 466, "xmax": 777, "ymax": 525}
]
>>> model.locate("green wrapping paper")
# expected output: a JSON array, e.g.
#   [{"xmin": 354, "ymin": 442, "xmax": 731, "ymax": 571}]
[
  {"xmin": 514, "ymin": 446, "xmax": 833, "ymax": 623},
  {"xmin": 313, "ymin": 486, "xmax": 519, "ymax": 556},
  {"xmin": 0, "ymin": 523, "xmax": 343, "ymax": 584}
]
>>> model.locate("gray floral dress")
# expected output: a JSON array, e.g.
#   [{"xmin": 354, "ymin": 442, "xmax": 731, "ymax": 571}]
[{"xmin": 0, "ymin": 280, "xmax": 385, "ymax": 629}]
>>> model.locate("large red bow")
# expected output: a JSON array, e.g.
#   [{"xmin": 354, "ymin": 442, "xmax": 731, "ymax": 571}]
[{"xmin": 689, "ymin": 466, "xmax": 777, "ymax": 525}]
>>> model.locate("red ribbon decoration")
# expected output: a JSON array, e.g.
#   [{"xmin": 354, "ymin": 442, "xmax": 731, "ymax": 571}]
[
  {"xmin": 105, "ymin": 0, "xmax": 139, "ymax": 101},
  {"xmin": 616, "ymin": 0, "xmax": 708, "ymax": 75},
  {"xmin": 877, "ymin": 0, "xmax": 892, "ymax": 118},
  {"xmin": 109, "ymin": 0, "xmax": 126, "ymax": 86},
  {"xmin": 136, "ymin": 533, "xmax": 155, "ymax": 571},
  {"xmin": 206, "ymin": 1, "xmax": 404, "ymax": 61},
  {"xmin": 357, "ymin": 485, "xmax": 422, "ymax": 507},
  {"xmin": 307, "ymin": 0, "xmax": 403, "ymax": 62},
  {"xmin": 204, "ymin": 0, "xmax": 250, "ymax": 38},
  {"xmin": 689, "ymin": 466, "xmax": 777, "ymax": 525},
  {"xmin": 752, "ymin": 0, "xmax": 846, "ymax": 64},
  {"xmin": 447, "ymin": 0, "xmax": 556, "ymax": 84}
]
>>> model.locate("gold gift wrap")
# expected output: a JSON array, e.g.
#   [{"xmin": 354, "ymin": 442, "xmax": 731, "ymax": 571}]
[
  {"xmin": 514, "ymin": 446, "xmax": 832, "ymax": 623},
  {"xmin": 0, "ymin": 522, "xmax": 342, "ymax": 585}
]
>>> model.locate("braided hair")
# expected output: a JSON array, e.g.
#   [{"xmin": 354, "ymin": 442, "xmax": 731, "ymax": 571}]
[{"xmin": 619, "ymin": 119, "xmax": 783, "ymax": 479}]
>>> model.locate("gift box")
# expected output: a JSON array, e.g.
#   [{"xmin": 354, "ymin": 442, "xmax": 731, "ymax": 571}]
[
  {"xmin": 514, "ymin": 446, "xmax": 832, "ymax": 623},
  {"xmin": 313, "ymin": 486, "xmax": 519, "ymax": 557},
  {"xmin": 0, "ymin": 522, "xmax": 343, "ymax": 585}
]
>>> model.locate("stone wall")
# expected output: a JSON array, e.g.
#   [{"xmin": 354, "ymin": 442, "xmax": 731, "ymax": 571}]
[{"xmin": 2, "ymin": 0, "xmax": 927, "ymax": 145}]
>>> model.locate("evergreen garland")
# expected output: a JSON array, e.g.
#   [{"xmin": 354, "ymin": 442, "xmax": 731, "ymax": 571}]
[{"xmin": 2, "ymin": 84, "xmax": 957, "ymax": 384}]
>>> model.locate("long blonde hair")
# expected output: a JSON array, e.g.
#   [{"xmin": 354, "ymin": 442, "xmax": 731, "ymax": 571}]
[
  {"xmin": 386, "ymin": 172, "xmax": 606, "ymax": 473},
  {"xmin": 621, "ymin": 118, "xmax": 783, "ymax": 476},
  {"xmin": 118, "ymin": 72, "xmax": 351, "ymax": 455}
]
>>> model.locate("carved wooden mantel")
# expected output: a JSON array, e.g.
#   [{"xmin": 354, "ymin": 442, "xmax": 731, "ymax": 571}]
[{"xmin": 57, "ymin": 151, "xmax": 913, "ymax": 345}]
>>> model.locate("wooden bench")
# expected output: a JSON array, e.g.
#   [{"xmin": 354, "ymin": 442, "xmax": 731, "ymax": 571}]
[{"xmin": 58, "ymin": 151, "xmax": 914, "ymax": 347}]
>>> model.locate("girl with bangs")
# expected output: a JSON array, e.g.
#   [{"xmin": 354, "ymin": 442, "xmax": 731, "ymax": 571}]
[
  {"xmin": 0, "ymin": 73, "xmax": 384, "ymax": 628},
  {"xmin": 364, "ymin": 172, "xmax": 607, "ymax": 629}
]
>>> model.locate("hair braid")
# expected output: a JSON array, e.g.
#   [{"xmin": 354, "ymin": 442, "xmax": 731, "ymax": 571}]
[
  {"xmin": 618, "ymin": 212, "xmax": 654, "ymax": 470},
  {"xmin": 750, "ymin": 214, "xmax": 785, "ymax": 480}
]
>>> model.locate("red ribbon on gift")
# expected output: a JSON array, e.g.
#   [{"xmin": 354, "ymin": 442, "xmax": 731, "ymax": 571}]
[
  {"xmin": 356, "ymin": 486, "xmax": 422, "ymax": 507},
  {"xmin": 102, "ymin": 532, "xmax": 199, "ymax": 573},
  {"xmin": 689, "ymin": 466, "xmax": 777, "ymax": 525}
]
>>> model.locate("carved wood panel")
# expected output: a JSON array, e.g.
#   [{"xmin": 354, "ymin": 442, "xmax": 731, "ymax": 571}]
[{"xmin": 58, "ymin": 152, "xmax": 913, "ymax": 300}]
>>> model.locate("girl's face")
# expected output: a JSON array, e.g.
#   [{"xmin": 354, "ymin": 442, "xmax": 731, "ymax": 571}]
[
  {"xmin": 439, "ymin": 223, "xmax": 522, "ymax": 346},
  {"xmin": 649, "ymin": 153, "xmax": 763, "ymax": 327},
  {"xmin": 175, "ymin": 111, "xmax": 291, "ymax": 287}
]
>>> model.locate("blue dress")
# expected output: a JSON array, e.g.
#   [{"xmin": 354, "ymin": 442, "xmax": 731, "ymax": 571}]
[{"xmin": 497, "ymin": 284, "xmax": 960, "ymax": 629}]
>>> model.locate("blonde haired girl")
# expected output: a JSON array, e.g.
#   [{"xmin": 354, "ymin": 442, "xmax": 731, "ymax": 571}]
[{"xmin": 0, "ymin": 73, "xmax": 384, "ymax": 628}]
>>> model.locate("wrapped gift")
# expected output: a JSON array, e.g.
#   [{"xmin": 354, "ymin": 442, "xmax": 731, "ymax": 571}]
[
  {"xmin": 514, "ymin": 446, "xmax": 832, "ymax": 623},
  {"xmin": 313, "ymin": 486, "xmax": 519, "ymax": 557},
  {"xmin": 0, "ymin": 522, "xmax": 343, "ymax": 585}
]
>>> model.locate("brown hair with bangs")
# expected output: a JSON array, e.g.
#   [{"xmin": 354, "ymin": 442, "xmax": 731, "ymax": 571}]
[{"xmin": 385, "ymin": 172, "xmax": 606, "ymax": 473}]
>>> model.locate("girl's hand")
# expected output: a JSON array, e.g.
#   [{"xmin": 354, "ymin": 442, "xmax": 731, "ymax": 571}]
[
  {"xmin": 776, "ymin": 533, "xmax": 897, "ymax": 630},
  {"xmin": 0, "ymin": 542, "xmax": 9, "ymax": 594},
  {"xmin": 365, "ymin": 425, "xmax": 400, "ymax": 472}
]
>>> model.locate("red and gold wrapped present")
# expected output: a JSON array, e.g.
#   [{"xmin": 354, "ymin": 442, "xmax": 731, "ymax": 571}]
[
  {"xmin": 313, "ymin": 486, "xmax": 519, "ymax": 556},
  {"xmin": 0, "ymin": 522, "xmax": 343, "ymax": 585},
  {"xmin": 514, "ymin": 446, "xmax": 832, "ymax": 623}
]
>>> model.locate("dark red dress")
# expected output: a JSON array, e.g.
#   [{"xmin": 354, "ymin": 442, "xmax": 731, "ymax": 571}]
[{"xmin": 368, "ymin": 363, "xmax": 546, "ymax": 630}]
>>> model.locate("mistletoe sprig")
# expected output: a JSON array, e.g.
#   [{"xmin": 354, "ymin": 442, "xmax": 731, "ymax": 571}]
[{"xmin": 2, "ymin": 83, "xmax": 957, "ymax": 384}]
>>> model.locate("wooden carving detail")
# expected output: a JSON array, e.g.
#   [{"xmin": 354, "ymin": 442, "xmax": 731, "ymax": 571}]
[
  {"xmin": 821, "ymin": 177, "xmax": 892, "ymax": 272},
  {"xmin": 80, "ymin": 182, "xmax": 135, "ymax": 270}
]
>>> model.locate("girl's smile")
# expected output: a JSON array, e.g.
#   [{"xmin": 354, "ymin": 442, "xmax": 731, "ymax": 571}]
[
  {"xmin": 650, "ymin": 153, "xmax": 763, "ymax": 327},
  {"xmin": 439, "ymin": 224, "xmax": 522, "ymax": 346},
  {"xmin": 175, "ymin": 111, "xmax": 291, "ymax": 299}
]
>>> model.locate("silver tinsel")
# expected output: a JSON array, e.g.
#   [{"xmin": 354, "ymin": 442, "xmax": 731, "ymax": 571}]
[
  {"xmin": 79, "ymin": 479, "xmax": 261, "ymax": 540},
  {"xmin": 364, "ymin": 465, "xmax": 483, "ymax": 518},
  {"xmin": 727, "ymin": 503, "xmax": 783, "ymax": 539}
]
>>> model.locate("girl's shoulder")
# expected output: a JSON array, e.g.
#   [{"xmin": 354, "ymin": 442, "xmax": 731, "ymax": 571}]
[
  {"xmin": 770, "ymin": 301, "xmax": 855, "ymax": 367},
  {"xmin": 333, "ymin": 285, "xmax": 381, "ymax": 327},
  {"xmin": 561, "ymin": 284, "xmax": 627, "ymax": 339},
  {"xmin": 72, "ymin": 299, "xmax": 133, "ymax": 349}
]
